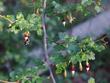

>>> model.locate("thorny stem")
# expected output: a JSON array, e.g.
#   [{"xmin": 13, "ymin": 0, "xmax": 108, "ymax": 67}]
[
  {"xmin": 42, "ymin": 0, "xmax": 56, "ymax": 83},
  {"xmin": 0, "ymin": 15, "xmax": 14, "ymax": 24},
  {"xmin": 0, "ymin": 80, "xmax": 19, "ymax": 83}
]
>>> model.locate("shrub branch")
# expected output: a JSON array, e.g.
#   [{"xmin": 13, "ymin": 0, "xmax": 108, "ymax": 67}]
[{"xmin": 42, "ymin": 0, "xmax": 56, "ymax": 83}]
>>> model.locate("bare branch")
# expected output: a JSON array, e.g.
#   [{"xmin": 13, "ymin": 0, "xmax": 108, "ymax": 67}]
[{"xmin": 42, "ymin": 0, "xmax": 56, "ymax": 83}]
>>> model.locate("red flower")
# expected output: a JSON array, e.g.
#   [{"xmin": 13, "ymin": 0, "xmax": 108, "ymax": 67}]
[
  {"xmin": 86, "ymin": 62, "xmax": 90, "ymax": 72},
  {"xmin": 32, "ymin": 0, "xmax": 35, "ymax": 3},
  {"xmin": 23, "ymin": 31, "xmax": 30, "ymax": 45},
  {"xmin": 70, "ymin": 65, "xmax": 75, "ymax": 76}
]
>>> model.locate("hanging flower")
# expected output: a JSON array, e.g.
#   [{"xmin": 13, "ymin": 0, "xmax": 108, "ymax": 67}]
[
  {"xmin": 32, "ymin": 0, "xmax": 35, "ymax": 3},
  {"xmin": 86, "ymin": 61, "xmax": 90, "ymax": 72},
  {"xmin": 62, "ymin": 19, "xmax": 66, "ymax": 26},
  {"xmin": 63, "ymin": 70, "xmax": 67, "ymax": 78},
  {"xmin": 70, "ymin": 65, "xmax": 75, "ymax": 76},
  {"xmin": 79, "ymin": 62, "xmax": 83, "ymax": 71},
  {"xmin": 23, "ymin": 31, "xmax": 30, "ymax": 45}
]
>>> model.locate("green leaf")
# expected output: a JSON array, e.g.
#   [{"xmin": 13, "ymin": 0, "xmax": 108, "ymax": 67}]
[
  {"xmin": 16, "ymin": 12, "xmax": 24, "ymax": 20},
  {"xmin": 37, "ymin": 27, "xmax": 42, "ymax": 36},
  {"xmin": 21, "ymin": 79, "xmax": 31, "ymax": 83},
  {"xmin": 0, "ymin": 21, "xmax": 3, "ymax": 31},
  {"xmin": 93, "ymin": 44, "xmax": 105, "ymax": 52},
  {"xmin": 67, "ymin": 43, "xmax": 80, "ymax": 54},
  {"xmin": 95, "ymin": 5, "xmax": 101, "ymax": 13},
  {"xmin": 58, "ymin": 32, "xmax": 67, "ymax": 40},
  {"xmin": 50, "ymin": 55, "xmax": 66, "ymax": 64},
  {"xmin": 81, "ymin": 0, "xmax": 93, "ymax": 5},
  {"xmin": 81, "ymin": 52, "xmax": 87, "ymax": 61},
  {"xmin": 81, "ymin": 0, "xmax": 89, "ymax": 5},
  {"xmin": 76, "ymin": 4, "xmax": 83, "ymax": 12},
  {"xmin": 56, "ymin": 63, "xmax": 67, "ymax": 74},
  {"xmin": 88, "ymin": 77, "xmax": 95, "ymax": 83}
]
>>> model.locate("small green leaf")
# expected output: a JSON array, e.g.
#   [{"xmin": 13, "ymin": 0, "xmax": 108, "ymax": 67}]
[
  {"xmin": 88, "ymin": 77, "xmax": 95, "ymax": 83},
  {"xmin": 95, "ymin": 5, "xmax": 101, "ymax": 13},
  {"xmin": 16, "ymin": 12, "xmax": 24, "ymax": 20}
]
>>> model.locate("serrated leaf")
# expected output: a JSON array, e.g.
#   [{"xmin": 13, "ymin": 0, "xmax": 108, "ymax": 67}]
[
  {"xmin": 88, "ymin": 77, "xmax": 95, "ymax": 83},
  {"xmin": 95, "ymin": 5, "xmax": 101, "ymax": 13},
  {"xmin": 16, "ymin": 12, "xmax": 24, "ymax": 20}
]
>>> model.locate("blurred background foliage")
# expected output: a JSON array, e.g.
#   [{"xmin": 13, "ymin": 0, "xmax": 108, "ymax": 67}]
[{"xmin": 0, "ymin": 0, "xmax": 110, "ymax": 83}]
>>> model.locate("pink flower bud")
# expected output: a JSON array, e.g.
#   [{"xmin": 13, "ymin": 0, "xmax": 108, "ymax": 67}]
[
  {"xmin": 32, "ymin": 0, "xmax": 35, "ymax": 3},
  {"xmin": 86, "ymin": 62, "xmax": 90, "ymax": 72},
  {"xmin": 70, "ymin": 65, "xmax": 75, "ymax": 76}
]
